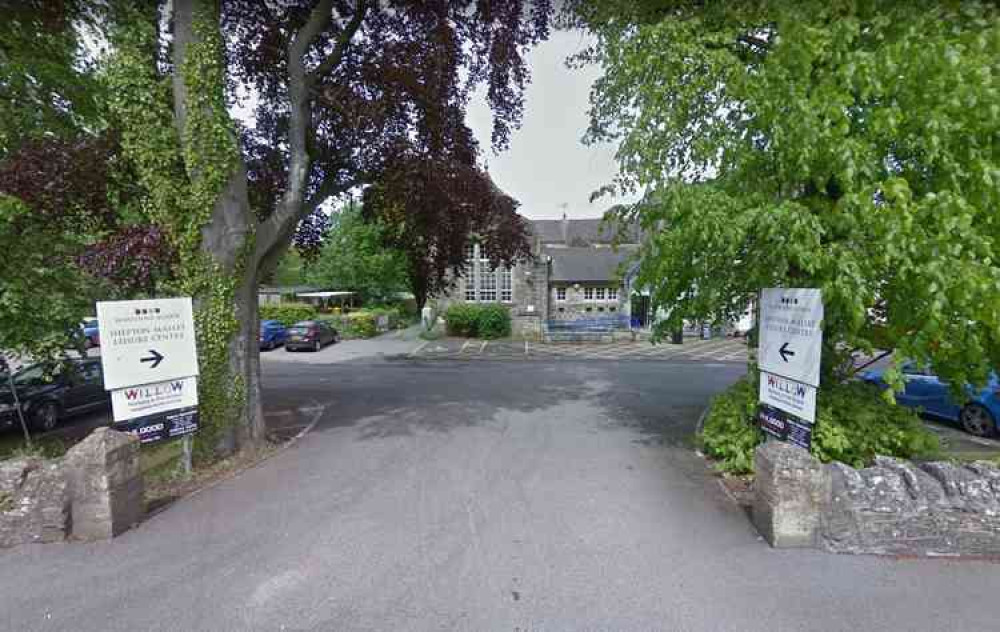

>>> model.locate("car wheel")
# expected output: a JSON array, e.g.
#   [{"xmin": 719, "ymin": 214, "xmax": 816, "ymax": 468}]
[
  {"xmin": 313, "ymin": 340, "xmax": 321, "ymax": 352},
  {"xmin": 31, "ymin": 401, "xmax": 59, "ymax": 433},
  {"xmin": 960, "ymin": 403, "xmax": 996, "ymax": 438}
]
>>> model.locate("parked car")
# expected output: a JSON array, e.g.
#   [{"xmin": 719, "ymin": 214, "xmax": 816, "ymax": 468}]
[
  {"xmin": 285, "ymin": 320, "xmax": 340, "ymax": 352},
  {"xmin": 861, "ymin": 363, "xmax": 999, "ymax": 437},
  {"xmin": 0, "ymin": 358, "xmax": 110, "ymax": 433},
  {"xmin": 259, "ymin": 319, "xmax": 288, "ymax": 351},
  {"xmin": 80, "ymin": 317, "xmax": 100, "ymax": 348}
]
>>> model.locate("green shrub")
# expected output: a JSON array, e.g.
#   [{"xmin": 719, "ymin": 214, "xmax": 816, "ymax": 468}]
[
  {"xmin": 810, "ymin": 382, "xmax": 941, "ymax": 468},
  {"xmin": 444, "ymin": 303, "xmax": 511, "ymax": 339},
  {"xmin": 259, "ymin": 302, "xmax": 317, "ymax": 326},
  {"xmin": 475, "ymin": 304, "xmax": 511, "ymax": 339},
  {"xmin": 346, "ymin": 311, "xmax": 377, "ymax": 338},
  {"xmin": 445, "ymin": 304, "xmax": 479, "ymax": 337},
  {"xmin": 316, "ymin": 312, "xmax": 376, "ymax": 339},
  {"xmin": 700, "ymin": 378, "xmax": 762, "ymax": 474},
  {"xmin": 700, "ymin": 376, "xmax": 940, "ymax": 474}
]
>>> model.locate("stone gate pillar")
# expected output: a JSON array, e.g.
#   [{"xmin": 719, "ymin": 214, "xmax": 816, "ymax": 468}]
[
  {"xmin": 64, "ymin": 428, "xmax": 144, "ymax": 540},
  {"xmin": 752, "ymin": 440, "xmax": 830, "ymax": 548}
]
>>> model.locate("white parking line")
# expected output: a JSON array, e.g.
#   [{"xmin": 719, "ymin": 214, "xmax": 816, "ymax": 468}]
[
  {"xmin": 671, "ymin": 339, "xmax": 737, "ymax": 358},
  {"xmin": 480, "ymin": 340, "xmax": 488, "ymax": 354},
  {"xmin": 461, "ymin": 339, "xmax": 472, "ymax": 352},
  {"xmin": 410, "ymin": 340, "xmax": 430, "ymax": 357}
]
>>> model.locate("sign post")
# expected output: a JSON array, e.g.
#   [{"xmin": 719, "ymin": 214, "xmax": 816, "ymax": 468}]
[
  {"xmin": 757, "ymin": 288, "xmax": 823, "ymax": 448},
  {"xmin": 96, "ymin": 298, "xmax": 200, "ymax": 445}
]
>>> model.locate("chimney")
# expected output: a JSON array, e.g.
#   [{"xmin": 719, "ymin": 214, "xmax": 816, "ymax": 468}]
[{"xmin": 561, "ymin": 210, "xmax": 569, "ymax": 244}]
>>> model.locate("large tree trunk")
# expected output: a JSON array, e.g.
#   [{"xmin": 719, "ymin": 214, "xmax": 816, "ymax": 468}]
[
  {"xmin": 168, "ymin": 0, "xmax": 355, "ymax": 459},
  {"xmin": 174, "ymin": 0, "xmax": 265, "ymax": 456}
]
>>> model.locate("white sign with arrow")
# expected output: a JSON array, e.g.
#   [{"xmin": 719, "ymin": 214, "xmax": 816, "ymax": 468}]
[
  {"xmin": 96, "ymin": 298, "xmax": 199, "ymax": 391},
  {"xmin": 758, "ymin": 288, "xmax": 823, "ymax": 388}
]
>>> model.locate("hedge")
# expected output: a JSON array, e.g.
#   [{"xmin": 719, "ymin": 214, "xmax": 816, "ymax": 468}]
[
  {"xmin": 317, "ymin": 311, "xmax": 378, "ymax": 339},
  {"xmin": 700, "ymin": 375, "xmax": 940, "ymax": 474},
  {"xmin": 444, "ymin": 303, "xmax": 511, "ymax": 339},
  {"xmin": 259, "ymin": 303, "xmax": 317, "ymax": 326}
]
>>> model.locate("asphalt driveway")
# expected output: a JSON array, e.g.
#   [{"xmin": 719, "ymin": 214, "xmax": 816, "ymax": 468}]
[{"xmin": 1, "ymin": 358, "xmax": 998, "ymax": 631}]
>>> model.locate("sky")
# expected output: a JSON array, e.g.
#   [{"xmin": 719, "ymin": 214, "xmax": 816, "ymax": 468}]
[{"xmin": 465, "ymin": 29, "xmax": 637, "ymax": 221}]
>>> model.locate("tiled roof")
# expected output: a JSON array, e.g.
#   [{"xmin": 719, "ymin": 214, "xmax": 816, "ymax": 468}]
[
  {"xmin": 529, "ymin": 217, "xmax": 641, "ymax": 246},
  {"xmin": 546, "ymin": 246, "xmax": 637, "ymax": 282}
]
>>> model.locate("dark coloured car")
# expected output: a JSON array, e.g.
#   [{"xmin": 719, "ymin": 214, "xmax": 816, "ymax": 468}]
[
  {"xmin": 0, "ymin": 359, "xmax": 110, "ymax": 433},
  {"xmin": 285, "ymin": 320, "xmax": 339, "ymax": 352},
  {"xmin": 259, "ymin": 319, "xmax": 288, "ymax": 351}
]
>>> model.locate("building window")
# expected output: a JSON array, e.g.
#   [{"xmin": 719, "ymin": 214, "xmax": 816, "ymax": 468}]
[
  {"xmin": 609, "ymin": 306, "xmax": 617, "ymax": 312},
  {"xmin": 595, "ymin": 287, "xmax": 606, "ymax": 301},
  {"xmin": 584, "ymin": 287, "xmax": 594, "ymax": 300},
  {"xmin": 608, "ymin": 287, "xmax": 618, "ymax": 301},
  {"xmin": 585, "ymin": 307, "xmax": 593, "ymax": 312},
  {"xmin": 479, "ymin": 263, "xmax": 497, "ymax": 302},
  {"xmin": 462, "ymin": 243, "xmax": 510, "ymax": 303},
  {"xmin": 597, "ymin": 307, "xmax": 605, "ymax": 312},
  {"xmin": 499, "ymin": 266, "xmax": 512, "ymax": 303},
  {"xmin": 556, "ymin": 287, "xmax": 566, "ymax": 301},
  {"xmin": 464, "ymin": 262, "xmax": 477, "ymax": 301}
]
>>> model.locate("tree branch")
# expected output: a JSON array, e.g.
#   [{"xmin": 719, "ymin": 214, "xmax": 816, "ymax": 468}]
[
  {"xmin": 849, "ymin": 349, "xmax": 894, "ymax": 377},
  {"xmin": 306, "ymin": 0, "xmax": 369, "ymax": 89},
  {"xmin": 256, "ymin": 0, "xmax": 336, "ymax": 257}
]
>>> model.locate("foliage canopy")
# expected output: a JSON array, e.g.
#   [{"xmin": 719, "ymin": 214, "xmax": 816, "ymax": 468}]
[
  {"xmin": 572, "ymin": 0, "xmax": 1000, "ymax": 390},
  {"xmin": 303, "ymin": 203, "xmax": 409, "ymax": 304}
]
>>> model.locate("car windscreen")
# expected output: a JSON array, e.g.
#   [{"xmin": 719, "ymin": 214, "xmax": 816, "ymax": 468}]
[{"xmin": 10, "ymin": 365, "xmax": 55, "ymax": 386}]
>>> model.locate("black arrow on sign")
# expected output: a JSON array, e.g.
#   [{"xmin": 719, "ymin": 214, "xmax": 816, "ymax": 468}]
[
  {"xmin": 779, "ymin": 342, "xmax": 795, "ymax": 363},
  {"xmin": 140, "ymin": 349, "xmax": 164, "ymax": 369}
]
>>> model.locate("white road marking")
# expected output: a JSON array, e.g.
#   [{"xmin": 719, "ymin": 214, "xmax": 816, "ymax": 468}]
[{"xmin": 410, "ymin": 340, "xmax": 430, "ymax": 357}]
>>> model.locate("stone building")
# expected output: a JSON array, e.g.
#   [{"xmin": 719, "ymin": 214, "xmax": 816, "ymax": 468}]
[{"xmin": 438, "ymin": 215, "xmax": 640, "ymax": 340}]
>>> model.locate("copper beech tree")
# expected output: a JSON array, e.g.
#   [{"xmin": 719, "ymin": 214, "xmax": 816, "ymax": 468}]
[
  {"xmin": 143, "ymin": 0, "xmax": 549, "ymax": 456},
  {"xmin": 1, "ymin": 0, "xmax": 550, "ymax": 458}
]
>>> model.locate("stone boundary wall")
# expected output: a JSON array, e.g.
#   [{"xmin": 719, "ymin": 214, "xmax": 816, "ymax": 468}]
[
  {"xmin": 753, "ymin": 441, "xmax": 1000, "ymax": 558},
  {"xmin": 0, "ymin": 428, "xmax": 143, "ymax": 548},
  {"xmin": 0, "ymin": 457, "xmax": 69, "ymax": 547}
]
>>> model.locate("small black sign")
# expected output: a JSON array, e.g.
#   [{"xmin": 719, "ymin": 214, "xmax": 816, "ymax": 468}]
[
  {"xmin": 786, "ymin": 418, "xmax": 813, "ymax": 450},
  {"xmin": 758, "ymin": 404, "xmax": 813, "ymax": 450},
  {"xmin": 113, "ymin": 406, "xmax": 199, "ymax": 444}
]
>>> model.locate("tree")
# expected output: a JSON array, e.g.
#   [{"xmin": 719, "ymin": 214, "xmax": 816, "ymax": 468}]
[
  {"xmin": 362, "ymin": 157, "xmax": 530, "ymax": 309},
  {"xmin": 0, "ymin": 3, "xmax": 177, "ymax": 361},
  {"xmin": 0, "ymin": 0, "xmax": 100, "ymax": 155},
  {"xmin": 303, "ymin": 203, "xmax": 408, "ymax": 304},
  {"xmin": 86, "ymin": 0, "xmax": 552, "ymax": 458},
  {"xmin": 570, "ymin": 0, "xmax": 1000, "ymax": 392},
  {"xmin": 0, "ymin": 2, "xmax": 117, "ymax": 360}
]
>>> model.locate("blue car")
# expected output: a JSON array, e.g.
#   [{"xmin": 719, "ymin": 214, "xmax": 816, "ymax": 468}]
[
  {"xmin": 259, "ymin": 319, "xmax": 288, "ymax": 351},
  {"xmin": 80, "ymin": 317, "xmax": 100, "ymax": 348},
  {"xmin": 861, "ymin": 363, "xmax": 999, "ymax": 437}
]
